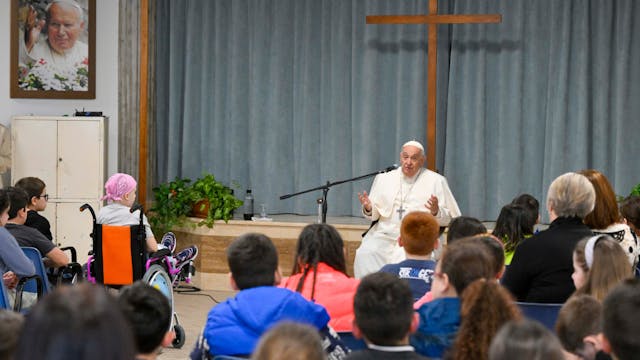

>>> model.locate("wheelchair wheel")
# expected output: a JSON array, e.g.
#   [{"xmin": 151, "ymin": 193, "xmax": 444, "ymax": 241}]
[
  {"xmin": 142, "ymin": 264, "xmax": 173, "ymax": 300},
  {"xmin": 173, "ymin": 324, "xmax": 185, "ymax": 349}
]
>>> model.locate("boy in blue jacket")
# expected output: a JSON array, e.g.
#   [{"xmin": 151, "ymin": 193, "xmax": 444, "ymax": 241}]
[{"xmin": 190, "ymin": 232, "xmax": 348, "ymax": 359}]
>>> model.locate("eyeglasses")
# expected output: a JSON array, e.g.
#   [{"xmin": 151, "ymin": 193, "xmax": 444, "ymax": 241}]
[{"xmin": 37, "ymin": 194, "xmax": 49, "ymax": 201}]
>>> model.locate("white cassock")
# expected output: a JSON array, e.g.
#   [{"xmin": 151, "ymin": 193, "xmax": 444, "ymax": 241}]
[{"xmin": 353, "ymin": 168, "xmax": 461, "ymax": 278}]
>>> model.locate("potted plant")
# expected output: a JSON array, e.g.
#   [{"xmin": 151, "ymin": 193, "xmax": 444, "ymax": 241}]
[
  {"xmin": 190, "ymin": 174, "xmax": 243, "ymax": 228},
  {"xmin": 149, "ymin": 174, "xmax": 243, "ymax": 234}
]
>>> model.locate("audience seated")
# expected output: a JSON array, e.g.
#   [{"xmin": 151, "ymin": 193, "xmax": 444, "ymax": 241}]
[
  {"xmin": 510, "ymin": 193, "xmax": 541, "ymax": 232},
  {"xmin": 118, "ymin": 281, "xmax": 175, "ymax": 360},
  {"xmin": 449, "ymin": 279, "xmax": 522, "ymax": 360},
  {"xmin": 462, "ymin": 235, "xmax": 506, "ymax": 280},
  {"xmin": 191, "ymin": 233, "xmax": 347, "ymax": 359},
  {"xmin": 5, "ymin": 187, "xmax": 68, "ymax": 268},
  {"xmin": 579, "ymin": 169, "xmax": 638, "ymax": 267},
  {"xmin": 15, "ymin": 177, "xmax": 53, "ymax": 240},
  {"xmin": 492, "ymin": 204, "xmax": 531, "ymax": 265},
  {"xmin": 414, "ymin": 234, "xmax": 504, "ymax": 308},
  {"xmin": 410, "ymin": 241, "xmax": 494, "ymax": 358},
  {"xmin": 620, "ymin": 195, "xmax": 639, "ymax": 237},
  {"xmin": 489, "ymin": 319, "xmax": 564, "ymax": 360},
  {"xmin": 602, "ymin": 278, "xmax": 640, "ymax": 360},
  {"xmin": 0, "ymin": 309, "xmax": 24, "ymax": 360},
  {"xmin": 251, "ymin": 322, "xmax": 326, "ymax": 360},
  {"xmin": 282, "ymin": 224, "xmax": 359, "ymax": 332},
  {"xmin": 555, "ymin": 294, "xmax": 609, "ymax": 360},
  {"xmin": 14, "ymin": 283, "xmax": 136, "ymax": 360},
  {"xmin": 572, "ymin": 235, "xmax": 632, "ymax": 302},
  {"xmin": 379, "ymin": 211, "xmax": 439, "ymax": 301},
  {"xmin": 446, "ymin": 216, "xmax": 487, "ymax": 245},
  {"xmin": 347, "ymin": 272, "xmax": 427, "ymax": 360},
  {"xmin": 0, "ymin": 189, "xmax": 35, "ymax": 302},
  {"xmin": 502, "ymin": 172, "xmax": 595, "ymax": 303}
]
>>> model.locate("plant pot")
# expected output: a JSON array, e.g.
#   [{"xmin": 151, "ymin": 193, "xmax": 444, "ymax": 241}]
[{"xmin": 191, "ymin": 200, "xmax": 210, "ymax": 218}]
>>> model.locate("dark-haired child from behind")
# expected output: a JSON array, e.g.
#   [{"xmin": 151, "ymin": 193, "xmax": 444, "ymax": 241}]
[{"xmin": 346, "ymin": 272, "xmax": 428, "ymax": 360}]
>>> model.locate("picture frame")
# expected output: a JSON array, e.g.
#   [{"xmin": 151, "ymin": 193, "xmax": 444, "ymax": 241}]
[{"xmin": 10, "ymin": 0, "xmax": 96, "ymax": 99}]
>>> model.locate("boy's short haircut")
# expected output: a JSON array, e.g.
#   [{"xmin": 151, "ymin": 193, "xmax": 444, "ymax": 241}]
[
  {"xmin": 459, "ymin": 235, "xmax": 505, "ymax": 277},
  {"xmin": 118, "ymin": 281, "xmax": 172, "ymax": 355},
  {"xmin": 603, "ymin": 278, "xmax": 640, "ymax": 360},
  {"xmin": 447, "ymin": 216, "xmax": 487, "ymax": 244},
  {"xmin": 227, "ymin": 233, "xmax": 278, "ymax": 290},
  {"xmin": 400, "ymin": 211, "xmax": 440, "ymax": 255},
  {"xmin": 555, "ymin": 294, "xmax": 602, "ymax": 355},
  {"xmin": 440, "ymin": 241, "xmax": 493, "ymax": 295},
  {"xmin": 6, "ymin": 187, "xmax": 29, "ymax": 220},
  {"xmin": 353, "ymin": 272, "xmax": 414, "ymax": 346},
  {"xmin": 15, "ymin": 177, "xmax": 46, "ymax": 201}
]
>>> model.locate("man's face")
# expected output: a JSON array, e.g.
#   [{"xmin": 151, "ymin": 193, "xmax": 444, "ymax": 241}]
[
  {"xmin": 47, "ymin": 3, "xmax": 84, "ymax": 54},
  {"xmin": 399, "ymin": 145, "xmax": 425, "ymax": 177}
]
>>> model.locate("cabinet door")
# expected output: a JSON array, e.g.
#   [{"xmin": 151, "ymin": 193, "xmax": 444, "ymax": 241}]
[
  {"xmin": 57, "ymin": 120, "xmax": 103, "ymax": 199},
  {"xmin": 56, "ymin": 201, "xmax": 99, "ymax": 264},
  {"xmin": 11, "ymin": 119, "xmax": 58, "ymax": 196}
]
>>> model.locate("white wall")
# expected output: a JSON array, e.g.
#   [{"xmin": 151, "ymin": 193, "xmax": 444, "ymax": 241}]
[{"xmin": 0, "ymin": 0, "xmax": 120, "ymax": 179}]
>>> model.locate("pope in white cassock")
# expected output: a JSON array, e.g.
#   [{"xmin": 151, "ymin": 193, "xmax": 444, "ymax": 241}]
[{"xmin": 354, "ymin": 140, "xmax": 461, "ymax": 278}]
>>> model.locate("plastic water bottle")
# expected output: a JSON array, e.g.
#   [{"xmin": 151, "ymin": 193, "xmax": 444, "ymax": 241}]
[
  {"xmin": 243, "ymin": 189, "xmax": 254, "ymax": 220},
  {"xmin": 316, "ymin": 198, "xmax": 323, "ymax": 223}
]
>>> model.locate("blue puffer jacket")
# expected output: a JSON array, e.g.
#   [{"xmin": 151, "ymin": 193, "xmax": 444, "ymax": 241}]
[
  {"xmin": 410, "ymin": 297, "xmax": 461, "ymax": 359},
  {"xmin": 203, "ymin": 286, "xmax": 331, "ymax": 357}
]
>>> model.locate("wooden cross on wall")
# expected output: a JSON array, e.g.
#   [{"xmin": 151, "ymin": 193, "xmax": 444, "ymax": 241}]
[{"xmin": 367, "ymin": 0, "xmax": 501, "ymax": 171}]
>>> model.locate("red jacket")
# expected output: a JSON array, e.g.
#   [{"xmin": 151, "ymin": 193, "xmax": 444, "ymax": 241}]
[{"xmin": 281, "ymin": 262, "xmax": 360, "ymax": 332}]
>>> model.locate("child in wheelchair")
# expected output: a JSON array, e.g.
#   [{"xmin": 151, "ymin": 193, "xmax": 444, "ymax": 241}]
[{"xmin": 97, "ymin": 173, "xmax": 198, "ymax": 286}]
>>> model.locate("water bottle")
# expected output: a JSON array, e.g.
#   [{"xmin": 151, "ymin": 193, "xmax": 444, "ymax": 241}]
[
  {"xmin": 316, "ymin": 198, "xmax": 324, "ymax": 223},
  {"xmin": 243, "ymin": 189, "xmax": 254, "ymax": 220}
]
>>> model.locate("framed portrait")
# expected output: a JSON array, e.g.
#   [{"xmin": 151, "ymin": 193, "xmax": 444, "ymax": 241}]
[{"xmin": 10, "ymin": 0, "xmax": 96, "ymax": 99}]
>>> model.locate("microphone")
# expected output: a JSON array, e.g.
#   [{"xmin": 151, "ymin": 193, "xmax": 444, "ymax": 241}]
[{"xmin": 379, "ymin": 164, "xmax": 399, "ymax": 173}]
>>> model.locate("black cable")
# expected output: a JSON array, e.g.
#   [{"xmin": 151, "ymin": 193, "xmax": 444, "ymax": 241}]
[{"xmin": 174, "ymin": 284, "xmax": 223, "ymax": 303}]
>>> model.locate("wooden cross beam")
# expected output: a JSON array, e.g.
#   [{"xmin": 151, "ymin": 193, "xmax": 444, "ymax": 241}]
[{"xmin": 367, "ymin": 0, "xmax": 501, "ymax": 171}]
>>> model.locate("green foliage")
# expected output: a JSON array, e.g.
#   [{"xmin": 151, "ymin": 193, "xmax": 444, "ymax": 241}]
[
  {"xmin": 631, "ymin": 183, "xmax": 640, "ymax": 197},
  {"xmin": 150, "ymin": 174, "xmax": 243, "ymax": 234},
  {"xmin": 191, "ymin": 174, "xmax": 243, "ymax": 228}
]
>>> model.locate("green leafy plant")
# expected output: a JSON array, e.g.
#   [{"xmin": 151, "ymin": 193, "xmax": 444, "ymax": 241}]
[
  {"xmin": 149, "ymin": 174, "xmax": 243, "ymax": 234},
  {"xmin": 149, "ymin": 177, "xmax": 195, "ymax": 234},
  {"xmin": 631, "ymin": 183, "xmax": 640, "ymax": 197},
  {"xmin": 190, "ymin": 174, "xmax": 243, "ymax": 228}
]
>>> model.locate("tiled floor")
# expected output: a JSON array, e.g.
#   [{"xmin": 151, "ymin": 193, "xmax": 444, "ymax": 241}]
[{"xmin": 158, "ymin": 288, "xmax": 236, "ymax": 360}]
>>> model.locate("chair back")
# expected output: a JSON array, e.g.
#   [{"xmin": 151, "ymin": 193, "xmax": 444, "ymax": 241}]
[
  {"xmin": 0, "ymin": 283, "xmax": 11, "ymax": 309},
  {"xmin": 91, "ymin": 224, "xmax": 147, "ymax": 286},
  {"xmin": 516, "ymin": 301, "xmax": 563, "ymax": 331},
  {"xmin": 21, "ymin": 247, "xmax": 52, "ymax": 294},
  {"xmin": 337, "ymin": 331, "xmax": 367, "ymax": 351}
]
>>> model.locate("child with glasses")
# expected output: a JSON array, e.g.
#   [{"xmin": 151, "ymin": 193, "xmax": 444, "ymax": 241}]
[{"xmin": 15, "ymin": 177, "xmax": 52, "ymax": 241}]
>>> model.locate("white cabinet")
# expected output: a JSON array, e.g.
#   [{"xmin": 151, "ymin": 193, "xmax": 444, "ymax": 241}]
[{"xmin": 11, "ymin": 116, "xmax": 106, "ymax": 263}]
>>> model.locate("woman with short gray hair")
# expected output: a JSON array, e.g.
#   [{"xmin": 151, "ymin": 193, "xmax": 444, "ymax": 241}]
[{"xmin": 502, "ymin": 172, "xmax": 595, "ymax": 303}]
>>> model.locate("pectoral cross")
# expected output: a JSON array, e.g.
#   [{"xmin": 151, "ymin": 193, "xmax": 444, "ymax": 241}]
[
  {"xmin": 397, "ymin": 205, "xmax": 406, "ymax": 220},
  {"xmin": 367, "ymin": 0, "xmax": 502, "ymax": 170}
]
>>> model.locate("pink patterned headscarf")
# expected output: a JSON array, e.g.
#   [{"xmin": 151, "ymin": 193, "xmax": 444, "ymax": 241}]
[{"xmin": 101, "ymin": 173, "xmax": 137, "ymax": 202}]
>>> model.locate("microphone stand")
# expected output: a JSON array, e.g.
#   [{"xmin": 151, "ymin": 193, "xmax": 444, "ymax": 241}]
[{"xmin": 280, "ymin": 167, "xmax": 395, "ymax": 223}]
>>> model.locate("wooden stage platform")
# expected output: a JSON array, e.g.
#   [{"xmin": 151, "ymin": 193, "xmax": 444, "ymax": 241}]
[{"xmin": 173, "ymin": 215, "xmax": 369, "ymax": 290}]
